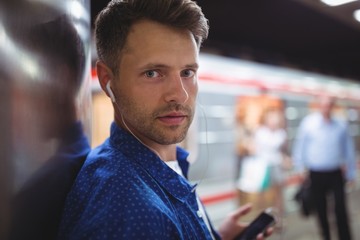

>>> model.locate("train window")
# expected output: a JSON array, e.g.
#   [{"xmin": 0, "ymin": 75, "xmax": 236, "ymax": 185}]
[
  {"xmin": 347, "ymin": 108, "xmax": 359, "ymax": 122},
  {"xmin": 285, "ymin": 107, "xmax": 298, "ymax": 120},
  {"xmin": 349, "ymin": 124, "xmax": 360, "ymax": 137}
]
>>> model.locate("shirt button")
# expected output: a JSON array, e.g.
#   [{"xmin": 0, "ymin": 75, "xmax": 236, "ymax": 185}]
[{"xmin": 197, "ymin": 210, "xmax": 203, "ymax": 218}]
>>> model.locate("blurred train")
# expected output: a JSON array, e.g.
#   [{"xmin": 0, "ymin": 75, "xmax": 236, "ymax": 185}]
[{"xmin": 91, "ymin": 53, "xmax": 360, "ymax": 205}]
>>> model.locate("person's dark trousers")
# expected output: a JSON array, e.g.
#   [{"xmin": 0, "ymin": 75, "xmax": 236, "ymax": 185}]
[{"xmin": 310, "ymin": 169, "xmax": 352, "ymax": 240}]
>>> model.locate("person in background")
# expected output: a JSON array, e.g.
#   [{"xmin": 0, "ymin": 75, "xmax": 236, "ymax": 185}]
[
  {"xmin": 252, "ymin": 108, "xmax": 289, "ymax": 228},
  {"xmin": 292, "ymin": 95, "xmax": 356, "ymax": 240},
  {"xmin": 58, "ymin": 0, "xmax": 272, "ymax": 239}
]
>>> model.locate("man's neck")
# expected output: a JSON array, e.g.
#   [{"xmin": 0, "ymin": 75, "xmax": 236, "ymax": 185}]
[{"xmin": 157, "ymin": 144, "xmax": 177, "ymax": 162}]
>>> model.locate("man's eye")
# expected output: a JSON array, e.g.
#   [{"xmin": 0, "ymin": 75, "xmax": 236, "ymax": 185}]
[
  {"xmin": 145, "ymin": 70, "xmax": 160, "ymax": 78},
  {"xmin": 181, "ymin": 69, "xmax": 195, "ymax": 78}
]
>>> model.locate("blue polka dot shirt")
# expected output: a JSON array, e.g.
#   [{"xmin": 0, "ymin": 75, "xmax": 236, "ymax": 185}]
[{"xmin": 58, "ymin": 122, "xmax": 219, "ymax": 240}]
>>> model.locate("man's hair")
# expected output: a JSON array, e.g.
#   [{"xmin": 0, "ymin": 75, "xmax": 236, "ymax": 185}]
[{"xmin": 95, "ymin": 0, "xmax": 209, "ymax": 73}]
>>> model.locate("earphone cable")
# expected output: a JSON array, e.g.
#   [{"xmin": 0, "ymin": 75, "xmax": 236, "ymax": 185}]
[{"xmin": 191, "ymin": 101, "xmax": 209, "ymax": 192}]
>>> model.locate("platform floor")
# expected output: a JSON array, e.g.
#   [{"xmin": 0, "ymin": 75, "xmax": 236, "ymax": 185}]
[{"xmin": 198, "ymin": 177, "xmax": 360, "ymax": 240}]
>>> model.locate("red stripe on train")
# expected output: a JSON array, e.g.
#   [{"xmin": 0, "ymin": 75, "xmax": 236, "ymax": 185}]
[{"xmin": 201, "ymin": 174, "xmax": 303, "ymax": 205}]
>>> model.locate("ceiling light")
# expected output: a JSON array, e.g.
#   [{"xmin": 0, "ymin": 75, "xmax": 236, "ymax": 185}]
[
  {"xmin": 354, "ymin": 9, "xmax": 360, "ymax": 22},
  {"xmin": 320, "ymin": 0, "xmax": 357, "ymax": 6}
]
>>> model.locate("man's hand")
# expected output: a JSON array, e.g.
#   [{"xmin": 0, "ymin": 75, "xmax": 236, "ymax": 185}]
[{"xmin": 217, "ymin": 203, "xmax": 273, "ymax": 240}]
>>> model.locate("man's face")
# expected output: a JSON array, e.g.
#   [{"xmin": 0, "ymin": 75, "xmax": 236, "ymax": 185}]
[
  {"xmin": 113, "ymin": 19, "xmax": 199, "ymax": 147},
  {"xmin": 319, "ymin": 95, "xmax": 334, "ymax": 118}
]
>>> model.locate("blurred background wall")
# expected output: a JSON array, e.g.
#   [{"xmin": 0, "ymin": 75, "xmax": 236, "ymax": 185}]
[{"xmin": 0, "ymin": 0, "xmax": 91, "ymax": 238}]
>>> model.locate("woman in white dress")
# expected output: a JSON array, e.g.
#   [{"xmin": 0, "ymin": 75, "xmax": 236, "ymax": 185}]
[{"xmin": 253, "ymin": 107, "xmax": 289, "ymax": 228}]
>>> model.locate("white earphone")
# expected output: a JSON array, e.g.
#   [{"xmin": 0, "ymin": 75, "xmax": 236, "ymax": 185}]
[{"xmin": 106, "ymin": 81, "xmax": 116, "ymax": 102}]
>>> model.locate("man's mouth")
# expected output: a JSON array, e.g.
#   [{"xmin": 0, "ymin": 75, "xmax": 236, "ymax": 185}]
[{"xmin": 157, "ymin": 112, "xmax": 187, "ymax": 125}]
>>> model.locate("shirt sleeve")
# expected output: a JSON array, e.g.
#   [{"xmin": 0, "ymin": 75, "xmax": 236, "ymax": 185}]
[
  {"xmin": 292, "ymin": 119, "xmax": 307, "ymax": 173},
  {"xmin": 342, "ymin": 124, "xmax": 357, "ymax": 181}
]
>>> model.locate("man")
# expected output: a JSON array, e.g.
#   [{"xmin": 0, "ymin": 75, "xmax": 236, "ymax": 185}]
[
  {"xmin": 292, "ymin": 95, "xmax": 356, "ymax": 240},
  {"xmin": 58, "ymin": 0, "xmax": 271, "ymax": 239}
]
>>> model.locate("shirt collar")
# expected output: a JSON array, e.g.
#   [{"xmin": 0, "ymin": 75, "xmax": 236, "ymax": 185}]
[{"xmin": 109, "ymin": 122, "xmax": 195, "ymax": 202}]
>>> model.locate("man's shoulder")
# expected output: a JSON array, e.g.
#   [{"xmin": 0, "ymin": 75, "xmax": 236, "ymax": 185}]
[
  {"xmin": 67, "ymin": 140, "xmax": 141, "ymax": 199},
  {"xmin": 61, "ymin": 141, "xmax": 145, "ymax": 220},
  {"xmin": 60, "ymin": 141, "xmax": 171, "ymax": 235},
  {"xmin": 85, "ymin": 140, "xmax": 132, "ymax": 169}
]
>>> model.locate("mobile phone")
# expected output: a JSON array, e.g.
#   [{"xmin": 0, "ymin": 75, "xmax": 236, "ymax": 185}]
[{"xmin": 234, "ymin": 208, "xmax": 276, "ymax": 240}]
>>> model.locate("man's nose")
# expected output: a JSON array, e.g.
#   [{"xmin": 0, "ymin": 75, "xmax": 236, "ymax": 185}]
[{"xmin": 164, "ymin": 75, "xmax": 189, "ymax": 104}]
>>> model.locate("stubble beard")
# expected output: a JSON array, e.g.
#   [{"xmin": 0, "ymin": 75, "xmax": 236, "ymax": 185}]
[{"xmin": 119, "ymin": 99, "xmax": 194, "ymax": 145}]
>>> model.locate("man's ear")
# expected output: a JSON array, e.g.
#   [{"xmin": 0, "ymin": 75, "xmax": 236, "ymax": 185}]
[{"xmin": 96, "ymin": 61, "xmax": 114, "ymax": 98}]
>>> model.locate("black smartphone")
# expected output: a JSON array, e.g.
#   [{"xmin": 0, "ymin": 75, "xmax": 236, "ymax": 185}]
[{"xmin": 234, "ymin": 208, "xmax": 276, "ymax": 240}]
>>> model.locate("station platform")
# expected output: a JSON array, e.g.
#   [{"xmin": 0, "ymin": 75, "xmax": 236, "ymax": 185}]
[
  {"xmin": 277, "ymin": 186, "xmax": 360, "ymax": 240},
  {"xmin": 197, "ymin": 175, "xmax": 360, "ymax": 240}
]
